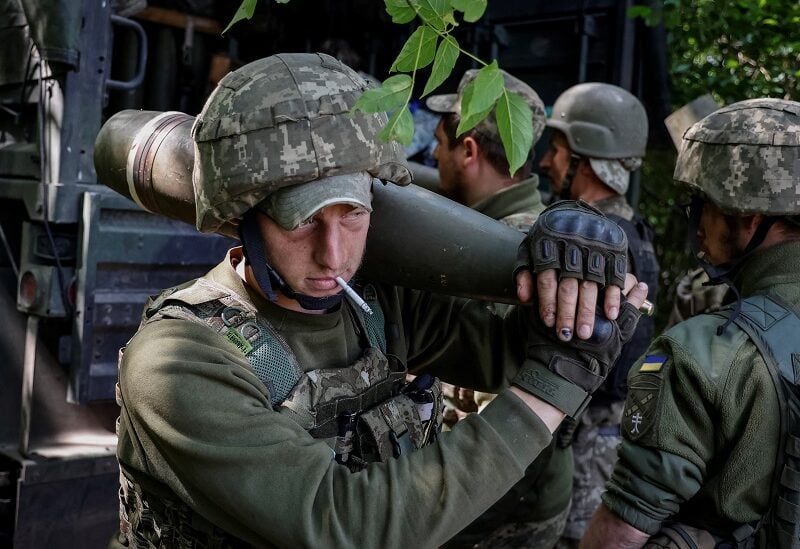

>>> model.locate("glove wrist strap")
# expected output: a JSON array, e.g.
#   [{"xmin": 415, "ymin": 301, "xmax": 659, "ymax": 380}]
[{"xmin": 512, "ymin": 358, "xmax": 592, "ymax": 418}]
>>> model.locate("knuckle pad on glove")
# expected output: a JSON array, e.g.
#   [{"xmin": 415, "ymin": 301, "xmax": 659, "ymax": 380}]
[
  {"xmin": 562, "ymin": 243, "xmax": 583, "ymax": 277},
  {"xmin": 586, "ymin": 251, "xmax": 606, "ymax": 282},
  {"xmin": 529, "ymin": 200, "xmax": 629, "ymax": 287},
  {"xmin": 608, "ymin": 254, "xmax": 628, "ymax": 288},
  {"xmin": 533, "ymin": 238, "xmax": 559, "ymax": 273}
]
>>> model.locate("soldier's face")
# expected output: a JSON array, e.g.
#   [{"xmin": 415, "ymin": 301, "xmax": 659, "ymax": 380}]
[
  {"xmin": 696, "ymin": 200, "xmax": 747, "ymax": 265},
  {"xmin": 433, "ymin": 120, "xmax": 467, "ymax": 203},
  {"xmin": 256, "ymin": 204, "xmax": 370, "ymax": 310},
  {"xmin": 539, "ymin": 132, "xmax": 571, "ymax": 194}
]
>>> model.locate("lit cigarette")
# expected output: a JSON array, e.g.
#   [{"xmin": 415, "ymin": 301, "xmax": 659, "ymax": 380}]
[{"xmin": 335, "ymin": 277, "xmax": 373, "ymax": 315}]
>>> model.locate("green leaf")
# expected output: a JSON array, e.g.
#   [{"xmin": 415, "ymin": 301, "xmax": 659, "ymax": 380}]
[
  {"xmin": 352, "ymin": 75, "xmax": 413, "ymax": 113},
  {"xmin": 422, "ymin": 35, "xmax": 460, "ymax": 96},
  {"xmin": 496, "ymin": 90, "xmax": 534, "ymax": 177},
  {"xmin": 384, "ymin": 0, "xmax": 416, "ymax": 24},
  {"xmin": 456, "ymin": 61, "xmax": 504, "ymax": 135},
  {"xmin": 455, "ymin": 81, "xmax": 494, "ymax": 136},
  {"xmin": 378, "ymin": 106, "xmax": 415, "ymax": 146},
  {"xmin": 390, "ymin": 26, "xmax": 438, "ymax": 72},
  {"xmin": 415, "ymin": 0, "xmax": 451, "ymax": 30},
  {"xmin": 451, "ymin": 0, "xmax": 486, "ymax": 23},
  {"xmin": 222, "ymin": 0, "xmax": 258, "ymax": 34}
]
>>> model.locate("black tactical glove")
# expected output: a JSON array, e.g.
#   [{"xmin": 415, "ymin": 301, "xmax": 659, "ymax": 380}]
[
  {"xmin": 511, "ymin": 200, "xmax": 638, "ymax": 417},
  {"xmin": 514, "ymin": 200, "xmax": 628, "ymax": 288},
  {"xmin": 513, "ymin": 299, "xmax": 640, "ymax": 417}
]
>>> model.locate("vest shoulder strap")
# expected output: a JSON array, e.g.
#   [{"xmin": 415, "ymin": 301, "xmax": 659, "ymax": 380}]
[
  {"xmin": 730, "ymin": 294, "xmax": 800, "ymax": 549},
  {"xmin": 732, "ymin": 294, "xmax": 800, "ymax": 386},
  {"xmin": 139, "ymin": 278, "xmax": 388, "ymax": 405}
]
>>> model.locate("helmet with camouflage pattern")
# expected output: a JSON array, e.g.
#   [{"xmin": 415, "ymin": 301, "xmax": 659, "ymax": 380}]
[
  {"xmin": 673, "ymin": 98, "xmax": 800, "ymax": 215},
  {"xmin": 191, "ymin": 52, "xmax": 413, "ymax": 233},
  {"xmin": 546, "ymin": 82, "xmax": 648, "ymax": 159}
]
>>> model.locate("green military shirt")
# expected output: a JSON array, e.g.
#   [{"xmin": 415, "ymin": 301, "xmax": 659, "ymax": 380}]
[
  {"xmin": 470, "ymin": 176, "xmax": 545, "ymax": 231},
  {"xmin": 603, "ymin": 241, "xmax": 800, "ymax": 536},
  {"xmin": 116, "ymin": 248, "xmax": 553, "ymax": 548}
]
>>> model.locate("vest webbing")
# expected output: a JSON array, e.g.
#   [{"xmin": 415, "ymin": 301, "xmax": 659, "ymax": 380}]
[
  {"xmin": 730, "ymin": 294, "xmax": 800, "ymax": 549},
  {"xmin": 118, "ymin": 278, "xmax": 443, "ymax": 548},
  {"xmin": 141, "ymin": 278, "xmax": 386, "ymax": 405}
]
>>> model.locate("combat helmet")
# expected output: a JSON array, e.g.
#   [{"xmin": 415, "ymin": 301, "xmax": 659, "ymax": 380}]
[
  {"xmin": 675, "ymin": 98, "xmax": 800, "ymax": 297},
  {"xmin": 673, "ymin": 98, "xmax": 800, "ymax": 216},
  {"xmin": 191, "ymin": 53, "xmax": 412, "ymax": 309},
  {"xmin": 546, "ymin": 83, "xmax": 648, "ymax": 196},
  {"xmin": 547, "ymin": 82, "xmax": 648, "ymax": 159},
  {"xmin": 192, "ymin": 52, "xmax": 412, "ymax": 234}
]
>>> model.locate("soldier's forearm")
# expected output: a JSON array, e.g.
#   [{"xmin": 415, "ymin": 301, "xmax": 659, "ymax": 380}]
[
  {"xmin": 580, "ymin": 504, "xmax": 650, "ymax": 549},
  {"xmin": 509, "ymin": 386, "xmax": 565, "ymax": 432}
]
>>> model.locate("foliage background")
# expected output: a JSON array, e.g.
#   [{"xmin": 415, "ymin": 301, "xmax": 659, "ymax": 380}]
[{"xmin": 633, "ymin": 0, "xmax": 800, "ymax": 329}]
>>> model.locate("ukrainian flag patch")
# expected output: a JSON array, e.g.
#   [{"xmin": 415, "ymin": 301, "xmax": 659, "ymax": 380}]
[{"xmin": 639, "ymin": 355, "xmax": 667, "ymax": 372}]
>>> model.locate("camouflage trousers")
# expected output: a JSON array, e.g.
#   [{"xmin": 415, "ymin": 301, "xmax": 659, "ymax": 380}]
[
  {"xmin": 556, "ymin": 402, "xmax": 624, "ymax": 547},
  {"xmin": 466, "ymin": 505, "xmax": 569, "ymax": 549}
]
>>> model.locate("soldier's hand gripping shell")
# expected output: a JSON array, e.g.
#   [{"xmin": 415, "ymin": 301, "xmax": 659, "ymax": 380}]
[
  {"xmin": 512, "ymin": 296, "xmax": 641, "ymax": 418},
  {"xmin": 516, "ymin": 200, "xmax": 629, "ymax": 288},
  {"xmin": 511, "ymin": 201, "xmax": 640, "ymax": 417}
]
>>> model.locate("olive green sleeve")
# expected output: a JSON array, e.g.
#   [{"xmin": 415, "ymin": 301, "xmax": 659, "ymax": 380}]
[
  {"xmin": 380, "ymin": 285, "xmax": 528, "ymax": 392},
  {"xmin": 602, "ymin": 313, "xmax": 779, "ymax": 534},
  {"xmin": 117, "ymin": 319, "xmax": 552, "ymax": 548}
]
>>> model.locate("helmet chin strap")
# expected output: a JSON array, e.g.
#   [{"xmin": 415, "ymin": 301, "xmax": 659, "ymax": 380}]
[
  {"xmin": 558, "ymin": 153, "xmax": 583, "ymax": 201},
  {"xmin": 238, "ymin": 211, "xmax": 343, "ymax": 311},
  {"xmin": 686, "ymin": 195, "xmax": 777, "ymax": 334}
]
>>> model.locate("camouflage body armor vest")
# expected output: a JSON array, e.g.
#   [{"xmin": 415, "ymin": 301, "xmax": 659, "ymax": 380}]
[{"xmin": 116, "ymin": 278, "xmax": 444, "ymax": 548}]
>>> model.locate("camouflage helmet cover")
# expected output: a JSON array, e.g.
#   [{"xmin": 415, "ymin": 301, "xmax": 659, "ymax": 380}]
[
  {"xmin": 673, "ymin": 98, "xmax": 800, "ymax": 215},
  {"xmin": 546, "ymin": 82, "xmax": 648, "ymax": 159},
  {"xmin": 192, "ymin": 52, "xmax": 412, "ymax": 232}
]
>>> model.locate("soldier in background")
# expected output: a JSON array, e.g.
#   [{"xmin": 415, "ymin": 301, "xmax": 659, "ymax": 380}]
[
  {"xmin": 665, "ymin": 267, "xmax": 729, "ymax": 329},
  {"xmin": 425, "ymin": 69, "xmax": 571, "ymax": 549},
  {"xmin": 538, "ymin": 83, "xmax": 660, "ymax": 549},
  {"xmin": 582, "ymin": 98, "xmax": 800, "ymax": 549}
]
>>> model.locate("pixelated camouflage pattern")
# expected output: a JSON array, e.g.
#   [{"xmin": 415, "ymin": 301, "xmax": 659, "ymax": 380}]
[
  {"xmin": 588, "ymin": 157, "xmax": 642, "ymax": 195},
  {"xmin": 559, "ymin": 402, "xmax": 624, "ymax": 543},
  {"xmin": 666, "ymin": 268, "xmax": 730, "ymax": 329},
  {"xmin": 593, "ymin": 194, "xmax": 634, "ymax": 221},
  {"xmin": 192, "ymin": 52, "xmax": 413, "ymax": 232},
  {"xmin": 279, "ymin": 348, "xmax": 395, "ymax": 429},
  {"xmin": 547, "ymin": 83, "xmax": 648, "ymax": 159},
  {"xmin": 118, "ymin": 473, "xmax": 245, "ymax": 549},
  {"xmin": 500, "ymin": 211, "xmax": 539, "ymax": 233},
  {"xmin": 358, "ymin": 395, "xmax": 426, "ymax": 460},
  {"xmin": 674, "ymin": 98, "xmax": 800, "ymax": 215},
  {"xmin": 470, "ymin": 505, "xmax": 569, "ymax": 549}
]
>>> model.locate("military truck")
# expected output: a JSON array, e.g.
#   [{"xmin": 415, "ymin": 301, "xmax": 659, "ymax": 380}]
[{"xmin": 0, "ymin": 1, "xmax": 668, "ymax": 546}]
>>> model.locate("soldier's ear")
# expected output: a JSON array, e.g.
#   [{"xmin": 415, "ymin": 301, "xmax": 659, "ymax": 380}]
[{"xmin": 461, "ymin": 135, "xmax": 480, "ymax": 164}]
